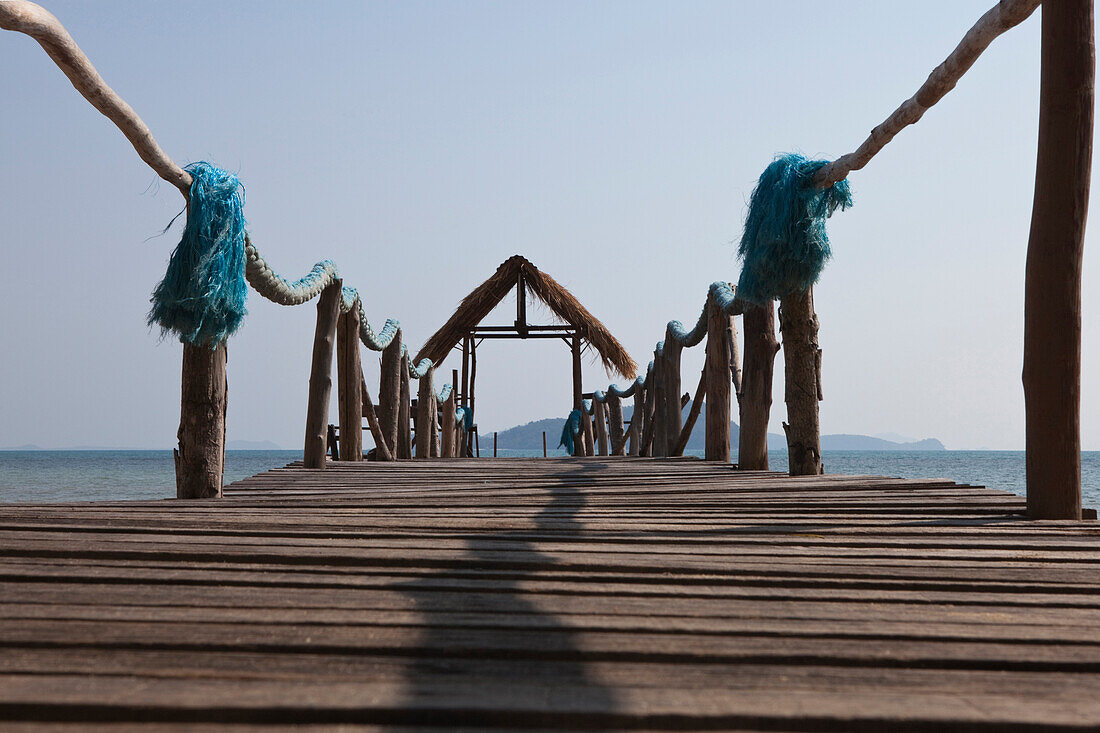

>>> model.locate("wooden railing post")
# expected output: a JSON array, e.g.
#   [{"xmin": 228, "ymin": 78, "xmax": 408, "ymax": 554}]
[
  {"xmin": 647, "ymin": 356, "xmax": 663, "ymax": 457},
  {"xmin": 1024, "ymin": 0, "xmax": 1092, "ymax": 520},
  {"xmin": 780, "ymin": 287, "xmax": 823, "ymax": 476},
  {"xmin": 629, "ymin": 388, "xmax": 643, "ymax": 456},
  {"xmin": 416, "ymin": 365, "xmax": 434, "ymax": 459},
  {"xmin": 336, "ymin": 300, "xmax": 363, "ymax": 461},
  {"xmin": 441, "ymin": 387, "xmax": 455, "ymax": 458},
  {"xmin": 739, "ymin": 302, "xmax": 778, "ymax": 470},
  {"xmin": 429, "ymin": 390, "xmax": 440, "ymax": 458},
  {"xmin": 302, "ymin": 280, "xmax": 341, "ymax": 470},
  {"xmin": 705, "ymin": 300, "xmax": 734, "ymax": 461},
  {"xmin": 593, "ymin": 399, "xmax": 609, "ymax": 456},
  {"xmin": 607, "ymin": 394, "xmax": 625, "ymax": 456},
  {"xmin": 398, "ymin": 353, "xmax": 412, "ymax": 459},
  {"xmin": 378, "ymin": 328, "xmax": 402, "ymax": 456},
  {"xmin": 176, "ymin": 341, "xmax": 227, "ymax": 498},
  {"xmin": 673, "ymin": 368, "xmax": 706, "ymax": 456}
]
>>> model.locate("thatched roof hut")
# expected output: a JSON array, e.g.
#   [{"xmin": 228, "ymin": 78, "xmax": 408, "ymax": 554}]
[{"xmin": 415, "ymin": 255, "xmax": 637, "ymax": 378}]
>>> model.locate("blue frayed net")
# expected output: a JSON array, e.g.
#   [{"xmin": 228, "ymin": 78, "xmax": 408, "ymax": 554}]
[
  {"xmin": 736, "ymin": 153, "xmax": 852, "ymax": 305},
  {"xmin": 148, "ymin": 162, "xmax": 248, "ymax": 346},
  {"xmin": 559, "ymin": 409, "xmax": 582, "ymax": 455}
]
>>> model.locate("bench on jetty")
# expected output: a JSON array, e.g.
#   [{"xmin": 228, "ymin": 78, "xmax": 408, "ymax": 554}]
[{"xmin": 3, "ymin": 458, "xmax": 1100, "ymax": 730}]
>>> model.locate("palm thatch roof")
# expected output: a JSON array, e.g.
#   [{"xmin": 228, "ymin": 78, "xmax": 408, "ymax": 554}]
[{"xmin": 414, "ymin": 255, "xmax": 637, "ymax": 378}]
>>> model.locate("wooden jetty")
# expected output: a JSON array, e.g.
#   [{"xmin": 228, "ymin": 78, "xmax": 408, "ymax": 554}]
[{"xmin": 3, "ymin": 457, "xmax": 1100, "ymax": 730}]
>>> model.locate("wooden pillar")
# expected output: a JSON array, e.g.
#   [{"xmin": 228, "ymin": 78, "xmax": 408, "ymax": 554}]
[
  {"xmin": 360, "ymin": 373, "xmax": 392, "ymax": 462},
  {"xmin": 661, "ymin": 335, "xmax": 683, "ymax": 456},
  {"xmin": 543, "ymin": 431, "xmax": 547, "ymax": 457},
  {"xmin": 303, "ymin": 280, "xmax": 342, "ymax": 469},
  {"xmin": 673, "ymin": 368, "xmax": 707, "ymax": 456},
  {"xmin": 647, "ymin": 357, "xmax": 663, "ymax": 457},
  {"xmin": 416, "ymin": 366, "xmax": 434, "ymax": 459},
  {"xmin": 1024, "ymin": 0, "xmax": 1093, "ymax": 520},
  {"xmin": 175, "ymin": 341, "xmax": 227, "ymax": 499},
  {"xmin": 780, "ymin": 288, "xmax": 823, "ymax": 476},
  {"xmin": 429, "ymin": 391, "xmax": 440, "ymax": 458},
  {"xmin": 629, "ymin": 389, "xmax": 643, "ymax": 456},
  {"xmin": 398, "ymin": 353, "xmax": 412, "ymax": 459},
  {"xmin": 378, "ymin": 328, "xmax": 402, "ymax": 457},
  {"xmin": 570, "ymin": 334, "xmax": 587, "ymax": 456},
  {"xmin": 336, "ymin": 302, "xmax": 363, "ymax": 461},
  {"xmin": 739, "ymin": 302, "xmax": 778, "ymax": 470},
  {"xmin": 705, "ymin": 301, "xmax": 734, "ymax": 462},
  {"xmin": 608, "ymin": 394, "xmax": 625, "ymax": 456},
  {"xmin": 593, "ymin": 399, "xmax": 609, "ymax": 456},
  {"xmin": 493, "ymin": 431, "xmax": 498, "ymax": 457},
  {"xmin": 441, "ymin": 392, "xmax": 455, "ymax": 458}
]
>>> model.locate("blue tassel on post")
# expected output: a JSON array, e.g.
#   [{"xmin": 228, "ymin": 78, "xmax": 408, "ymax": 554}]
[
  {"xmin": 148, "ymin": 162, "xmax": 248, "ymax": 347},
  {"xmin": 736, "ymin": 153, "xmax": 852, "ymax": 305},
  {"xmin": 558, "ymin": 409, "xmax": 582, "ymax": 455}
]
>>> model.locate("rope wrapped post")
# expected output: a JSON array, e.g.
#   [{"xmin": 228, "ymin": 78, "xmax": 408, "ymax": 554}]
[
  {"xmin": 780, "ymin": 288, "xmax": 823, "ymax": 476},
  {"xmin": 1025, "ymin": 0, "xmax": 1093, "ymax": 519},
  {"xmin": 398, "ymin": 353, "xmax": 412, "ymax": 459},
  {"xmin": 705, "ymin": 300, "xmax": 734, "ymax": 462},
  {"xmin": 303, "ymin": 280, "xmax": 342, "ymax": 469},
  {"xmin": 360, "ymin": 373, "xmax": 392, "ymax": 462},
  {"xmin": 593, "ymin": 398, "xmax": 609, "ymax": 456},
  {"xmin": 739, "ymin": 302, "xmax": 779, "ymax": 470},
  {"xmin": 607, "ymin": 394, "xmax": 625, "ymax": 456},
  {"xmin": 174, "ymin": 342, "xmax": 226, "ymax": 499},
  {"xmin": 662, "ymin": 335, "xmax": 684, "ymax": 456},
  {"xmin": 378, "ymin": 329, "xmax": 402, "ymax": 457},
  {"xmin": 416, "ymin": 366, "xmax": 434, "ymax": 459},
  {"xmin": 336, "ymin": 300, "xmax": 363, "ymax": 461}
]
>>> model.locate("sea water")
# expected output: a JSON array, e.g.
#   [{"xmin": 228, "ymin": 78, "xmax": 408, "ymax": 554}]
[{"xmin": 2, "ymin": 449, "xmax": 1099, "ymax": 508}]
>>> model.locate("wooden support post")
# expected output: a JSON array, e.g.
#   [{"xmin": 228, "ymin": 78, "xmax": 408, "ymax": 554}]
[
  {"xmin": 663, "ymin": 336, "xmax": 683, "ymax": 457},
  {"xmin": 360, "ymin": 373, "xmax": 392, "ymax": 462},
  {"xmin": 416, "ymin": 366, "xmax": 434, "ymax": 459},
  {"xmin": 706, "ymin": 301, "xmax": 734, "ymax": 462},
  {"xmin": 739, "ymin": 302, "xmax": 778, "ymax": 470},
  {"xmin": 542, "ymin": 431, "xmax": 547, "ymax": 457},
  {"xmin": 494, "ymin": 431, "xmax": 498, "ymax": 457},
  {"xmin": 303, "ymin": 280, "xmax": 341, "ymax": 470},
  {"xmin": 398, "ymin": 353, "xmax": 412, "ymax": 459},
  {"xmin": 673, "ymin": 368, "xmax": 707, "ymax": 457},
  {"xmin": 378, "ymin": 328, "xmax": 402, "ymax": 457},
  {"xmin": 780, "ymin": 288, "xmax": 823, "ymax": 476},
  {"xmin": 326, "ymin": 424, "xmax": 339, "ymax": 461},
  {"xmin": 629, "ymin": 389, "xmax": 643, "ymax": 456},
  {"xmin": 336, "ymin": 302, "xmax": 363, "ymax": 461},
  {"xmin": 570, "ymin": 334, "xmax": 588, "ymax": 456},
  {"xmin": 429, "ymin": 392, "xmax": 440, "ymax": 458},
  {"xmin": 593, "ymin": 399, "xmax": 609, "ymax": 456},
  {"xmin": 1024, "ymin": 0, "xmax": 1093, "ymax": 520},
  {"xmin": 175, "ymin": 341, "xmax": 226, "ymax": 499},
  {"xmin": 608, "ymin": 394, "xmax": 625, "ymax": 456},
  {"xmin": 441, "ymin": 387, "xmax": 455, "ymax": 458}
]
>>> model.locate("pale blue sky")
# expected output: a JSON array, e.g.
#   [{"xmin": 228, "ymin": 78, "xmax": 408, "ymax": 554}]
[{"xmin": 1, "ymin": 1, "xmax": 1096, "ymax": 450}]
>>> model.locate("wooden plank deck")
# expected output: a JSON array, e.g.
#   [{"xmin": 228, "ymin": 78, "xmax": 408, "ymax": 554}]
[{"xmin": 2, "ymin": 457, "xmax": 1100, "ymax": 730}]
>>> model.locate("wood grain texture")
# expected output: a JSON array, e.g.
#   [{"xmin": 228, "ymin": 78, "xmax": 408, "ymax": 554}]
[
  {"xmin": 303, "ymin": 282, "xmax": 341, "ymax": 469},
  {"xmin": 174, "ymin": 342, "xmax": 226, "ymax": 499},
  {"xmin": 2, "ymin": 458, "xmax": 1098, "ymax": 730}
]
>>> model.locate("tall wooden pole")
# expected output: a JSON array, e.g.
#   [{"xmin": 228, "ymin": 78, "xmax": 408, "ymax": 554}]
[
  {"xmin": 1024, "ymin": 0, "xmax": 1094, "ymax": 520},
  {"xmin": 571, "ymin": 334, "xmax": 586, "ymax": 456},
  {"xmin": 739, "ymin": 302, "xmax": 778, "ymax": 470},
  {"xmin": 302, "ymin": 280, "xmax": 341, "ymax": 470},
  {"xmin": 780, "ymin": 287, "xmax": 823, "ymax": 476},
  {"xmin": 705, "ymin": 302, "xmax": 733, "ymax": 462},
  {"xmin": 416, "ymin": 366, "xmax": 434, "ymax": 459},
  {"xmin": 663, "ymin": 335, "xmax": 683, "ymax": 457},
  {"xmin": 398, "ymin": 353, "xmax": 412, "ymax": 459},
  {"xmin": 429, "ymin": 387, "xmax": 440, "ymax": 458},
  {"xmin": 441, "ymin": 386, "xmax": 455, "ymax": 458},
  {"xmin": 175, "ymin": 341, "xmax": 226, "ymax": 499},
  {"xmin": 336, "ymin": 302, "xmax": 363, "ymax": 461},
  {"xmin": 378, "ymin": 328, "xmax": 402, "ymax": 457}
]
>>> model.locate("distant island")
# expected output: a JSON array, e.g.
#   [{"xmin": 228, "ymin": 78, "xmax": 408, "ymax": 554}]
[
  {"xmin": 1, "ymin": 440, "xmax": 285, "ymax": 451},
  {"xmin": 490, "ymin": 403, "xmax": 945, "ymax": 452}
]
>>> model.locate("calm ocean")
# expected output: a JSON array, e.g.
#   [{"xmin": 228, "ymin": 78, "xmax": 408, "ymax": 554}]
[{"xmin": 2, "ymin": 449, "xmax": 1099, "ymax": 508}]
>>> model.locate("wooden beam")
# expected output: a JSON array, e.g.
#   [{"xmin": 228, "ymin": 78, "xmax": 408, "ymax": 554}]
[
  {"xmin": 303, "ymin": 281, "xmax": 341, "ymax": 470},
  {"xmin": 739, "ymin": 302, "xmax": 778, "ymax": 470},
  {"xmin": 673, "ymin": 367, "xmax": 707, "ymax": 457},
  {"xmin": 175, "ymin": 341, "xmax": 226, "ymax": 499},
  {"xmin": 705, "ymin": 301, "xmax": 733, "ymax": 462},
  {"xmin": 1024, "ymin": 0, "xmax": 1093, "ymax": 520},
  {"xmin": 780, "ymin": 288, "xmax": 823, "ymax": 476},
  {"xmin": 360, "ymin": 373, "xmax": 392, "ymax": 462},
  {"xmin": 416, "ymin": 366, "xmax": 434, "ymax": 459},
  {"xmin": 336, "ymin": 303, "xmax": 363, "ymax": 462},
  {"xmin": 378, "ymin": 329, "xmax": 402, "ymax": 457}
]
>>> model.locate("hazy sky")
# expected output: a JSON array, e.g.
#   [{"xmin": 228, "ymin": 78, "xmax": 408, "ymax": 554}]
[{"xmin": 2, "ymin": 1, "xmax": 1097, "ymax": 450}]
